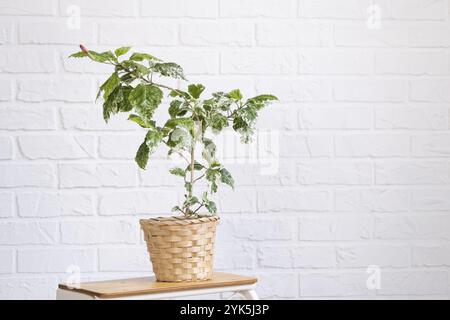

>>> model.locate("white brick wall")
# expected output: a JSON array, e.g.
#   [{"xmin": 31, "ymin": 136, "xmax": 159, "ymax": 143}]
[{"xmin": 0, "ymin": 0, "xmax": 450, "ymax": 300}]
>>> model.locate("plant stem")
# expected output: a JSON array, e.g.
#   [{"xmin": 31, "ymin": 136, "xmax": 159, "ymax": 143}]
[
  {"xmin": 193, "ymin": 174, "xmax": 205, "ymax": 183},
  {"xmin": 192, "ymin": 203, "xmax": 204, "ymax": 215},
  {"xmin": 174, "ymin": 150, "xmax": 190, "ymax": 164},
  {"xmin": 189, "ymin": 142, "xmax": 195, "ymax": 198}
]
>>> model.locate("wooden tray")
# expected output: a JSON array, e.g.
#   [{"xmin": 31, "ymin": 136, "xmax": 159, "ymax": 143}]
[{"xmin": 58, "ymin": 272, "xmax": 257, "ymax": 298}]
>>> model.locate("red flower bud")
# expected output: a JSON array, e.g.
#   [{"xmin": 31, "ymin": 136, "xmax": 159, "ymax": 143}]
[{"xmin": 79, "ymin": 44, "xmax": 89, "ymax": 54}]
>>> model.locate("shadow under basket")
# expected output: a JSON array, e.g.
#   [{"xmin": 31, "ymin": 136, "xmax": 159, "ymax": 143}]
[{"xmin": 140, "ymin": 215, "xmax": 220, "ymax": 282}]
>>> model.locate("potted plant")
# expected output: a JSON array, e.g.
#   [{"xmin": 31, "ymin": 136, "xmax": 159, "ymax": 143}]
[{"xmin": 70, "ymin": 45, "xmax": 278, "ymax": 282}]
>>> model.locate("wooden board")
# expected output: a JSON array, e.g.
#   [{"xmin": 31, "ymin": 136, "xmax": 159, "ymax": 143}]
[{"xmin": 58, "ymin": 272, "xmax": 257, "ymax": 298}]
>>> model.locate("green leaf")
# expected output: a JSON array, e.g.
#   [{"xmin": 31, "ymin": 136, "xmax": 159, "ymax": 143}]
[
  {"xmin": 186, "ymin": 161, "xmax": 205, "ymax": 171},
  {"xmin": 210, "ymin": 161, "xmax": 221, "ymax": 168},
  {"xmin": 202, "ymin": 192, "xmax": 217, "ymax": 214},
  {"xmin": 210, "ymin": 181, "xmax": 218, "ymax": 193},
  {"xmin": 129, "ymin": 52, "xmax": 161, "ymax": 62},
  {"xmin": 184, "ymin": 196, "xmax": 199, "ymax": 207},
  {"xmin": 232, "ymin": 106, "xmax": 257, "ymax": 143},
  {"xmin": 168, "ymin": 100, "xmax": 183, "ymax": 118},
  {"xmin": 133, "ymin": 62, "xmax": 150, "ymax": 76},
  {"xmin": 246, "ymin": 94, "xmax": 278, "ymax": 111},
  {"xmin": 135, "ymin": 129, "xmax": 162, "ymax": 169},
  {"xmin": 128, "ymin": 84, "xmax": 163, "ymax": 123},
  {"xmin": 219, "ymin": 168, "xmax": 234, "ymax": 189},
  {"xmin": 87, "ymin": 51, "xmax": 108, "ymax": 62},
  {"xmin": 133, "ymin": 129, "xmax": 163, "ymax": 170},
  {"xmin": 127, "ymin": 114, "xmax": 153, "ymax": 128},
  {"xmin": 169, "ymin": 167, "xmax": 186, "ymax": 177},
  {"xmin": 164, "ymin": 117, "xmax": 195, "ymax": 131},
  {"xmin": 202, "ymin": 138, "xmax": 217, "ymax": 163},
  {"xmin": 172, "ymin": 206, "xmax": 183, "ymax": 213},
  {"xmin": 169, "ymin": 89, "xmax": 191, "ymax": 99},
  {"xmin": 98, "ymin": 72, "xmax": 120, "ymax": 101},
  {"xmin": 239, "ymin": 127, "xmax": 255, "ymax": 143},
  {"xmin": 211, "ymin": 113, "xmax": 228, "ymax": 132},
  {"xmin": 115, "ymin": 46, "xmax": 131, "ymax": 57},
  {"xmin": 153, "ymin": 62, "xmax": 186, "ymax": 80},
  {"xmin": 119, "ymin": 72, "xmax": 135, "ymax": 83},
  {"xmin": 206, "ymin": 168, "xmax": 219, "ymax": 193},
  {"xmin": 87, "ymin": 50, "xmax": 116, "ymax": 63},
  {"xmin": 116, "ymin": 86, "xmax": 133, "ymax": 112},
  {"xmin": 188, "ymin": 84, "xmax": 205, "ymax": 99},
  {"xmin": 122, "ymin": 60, "xmax": 150, "ymax": 76},
  {"xmin": 144, "ymin": 129, "xmax": 163, "ymax": 153},
  {"xmin": 166, "ymin": 128, "xmax": 192, "ymax": 148},
  {"xmin": 232, "ymin": 116, "xmax": 247, "ymax": 131},
  {"xmin": 204, "ymin": 199, "xmax": 217, "ymax": 214},
  {"xmin": 228, "ymin": 89, "xmax": 243, "ymax": 100},
  {"xmin": 206, "ymin": 168, "xmax": 219, "ymax": 181},
  {"xmin": 102, "ymin": 85, "xmax": 132, "ymax": 122},
  {"xmin": 242, "ymin": 105, "xmax": 258, "ymax": 122},
  {"xmin": 194, "ymin": 162, "xmax": 204, "ymax": 170},
  {"xmin": 101, "ymin": 51, "xmax": 117, "ymax": 62},
  {"xmin": 69, "ymin": 51, "xmax": 87, "ymax": 58},
  {"xmin": 202, "ymin": 99, "xmax": 213, "ymax": 112},
  {"xmin": 211, "ymin": 91, "xmax": 233, "ymax": 111},
  {"xmin": 135, "ymin": 142, "xmax": 150, "ymax": 169},
  {"xmin": 249, "ymin": 94, "xmax": 278, "ymax": 102}
]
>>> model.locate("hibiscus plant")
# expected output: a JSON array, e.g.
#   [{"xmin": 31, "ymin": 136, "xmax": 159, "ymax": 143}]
[{"xmin": 70, "ymin": 45, "xmax": 277, "ymax": 217}]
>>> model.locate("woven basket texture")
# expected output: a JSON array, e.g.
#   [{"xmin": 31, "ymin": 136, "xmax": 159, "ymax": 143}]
[{"xmin": 140, "ymin": 215, "xmax": 220, "ymax": 282}]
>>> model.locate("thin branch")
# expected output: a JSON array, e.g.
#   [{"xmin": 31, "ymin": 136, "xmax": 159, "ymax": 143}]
[
  {"xmin": 227, "ymin": 100, "xmax": 246, "ymax": 119},
  {"xmin": 153, "ymin": 82, "xmax": 177, "ymax": 92},
  {"xmin": 189, "ymin": 143, "xmax": 195, "ymax": 198},
  {"xmin": 175, "ymin": 150, "xmax": 190, "ymax": 164},
  {"xmin": 192, "ymin": 203, "xmax": 204, "ymax": 215},
  {"xmin": 193, "ymin": 174, "xmax": 205, "ymax": 183}
]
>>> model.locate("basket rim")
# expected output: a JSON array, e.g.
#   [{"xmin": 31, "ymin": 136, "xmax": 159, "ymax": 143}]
[{"xmin": 140, "ymin": 215, "xmax": 219, "ymax": 226}]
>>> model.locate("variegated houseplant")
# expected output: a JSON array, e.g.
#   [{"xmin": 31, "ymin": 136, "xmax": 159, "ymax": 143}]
[
  {"xmin": 70, "ymin": 44, "xmax": 277, "ymax": 282},
  {"xmin": 70, "ymin": 45, "xmax": 277, "ymax": 218}
]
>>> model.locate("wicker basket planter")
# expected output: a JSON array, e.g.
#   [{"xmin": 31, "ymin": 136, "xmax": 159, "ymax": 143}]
[{"xmin": 140, "ymin": 215, "xmax": 220, "ymax": 282}]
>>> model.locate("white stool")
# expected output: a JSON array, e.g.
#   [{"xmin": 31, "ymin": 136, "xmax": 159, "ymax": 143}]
[{"xmin": 56, "ymin": 272, "xmax": 259, "ymax": 300}]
